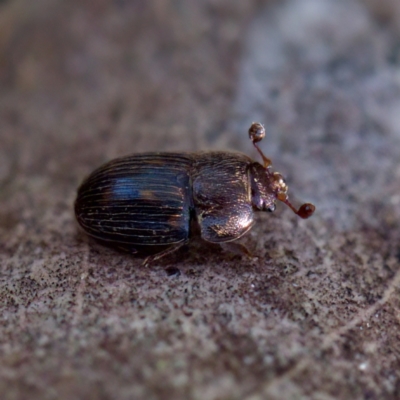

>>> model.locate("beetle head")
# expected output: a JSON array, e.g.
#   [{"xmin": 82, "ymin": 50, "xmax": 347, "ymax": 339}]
[{"xmin": 248, "ymin": 122, "xmax": 315, "ymax": 219}]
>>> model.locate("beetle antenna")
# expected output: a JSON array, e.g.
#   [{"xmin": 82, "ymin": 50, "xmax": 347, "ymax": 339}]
[
  {"xmin": 277, "ymin": 193, "xmax": 315, "ymax": 219},
  {"xmin": 248, "ymin": 122, "xmax": 272, "ymax": 168}
]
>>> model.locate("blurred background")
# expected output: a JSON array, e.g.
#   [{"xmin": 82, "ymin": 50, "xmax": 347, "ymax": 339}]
[{"xmin": 1, "ymin": 0, "xmax": 400, "ymax": 399}]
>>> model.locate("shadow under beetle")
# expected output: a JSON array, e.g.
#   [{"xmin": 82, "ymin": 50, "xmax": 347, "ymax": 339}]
[{"xmin": 75, "ymin": 123, "xmax": 315, "ymax": 261}]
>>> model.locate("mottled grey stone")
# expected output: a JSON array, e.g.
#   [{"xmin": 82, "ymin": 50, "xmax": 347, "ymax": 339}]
[{"xmin": 1, "ymin": 1, "xmax": 400, "ymax": 399}]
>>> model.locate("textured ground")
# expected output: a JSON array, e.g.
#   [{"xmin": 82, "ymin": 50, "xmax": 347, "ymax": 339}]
[{"xmin": 1, "ymin": 0, "xmax": 400, "ymax": 399}]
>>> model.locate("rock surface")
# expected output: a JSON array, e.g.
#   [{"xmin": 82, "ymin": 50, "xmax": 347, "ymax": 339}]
[{"xmin": 1, "ymin": 0, "xmax": 400, "ymax": 399}]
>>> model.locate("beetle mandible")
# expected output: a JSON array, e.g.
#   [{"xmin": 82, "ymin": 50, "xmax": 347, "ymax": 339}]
[{"xmin": 75, "ymin": 123, "xmax": 315, "ymax": 260}]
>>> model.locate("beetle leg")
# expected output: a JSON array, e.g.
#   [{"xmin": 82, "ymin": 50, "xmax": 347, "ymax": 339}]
[
  {"xmin": 142, "ymin": 242, "xmax": 187, "ymax": 266},
  {"xmin": 220, "ymin": 242, "xmax": 253, "ymax": 258}
]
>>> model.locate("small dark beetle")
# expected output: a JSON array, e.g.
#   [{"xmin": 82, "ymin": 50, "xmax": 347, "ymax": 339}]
[{"xmin": 75, "ymin": 123, "xmax": 315, "ymax": 260}]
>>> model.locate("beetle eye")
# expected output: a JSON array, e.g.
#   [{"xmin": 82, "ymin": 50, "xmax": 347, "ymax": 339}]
[{"xmin": 264, "ymin": 203, "xmax": 276, "ymax": 212}]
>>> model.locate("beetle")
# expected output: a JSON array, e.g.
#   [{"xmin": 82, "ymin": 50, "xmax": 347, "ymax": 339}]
[{"xmin": 75, "ymin": 122, "xmax": 315, "ymax": 261}]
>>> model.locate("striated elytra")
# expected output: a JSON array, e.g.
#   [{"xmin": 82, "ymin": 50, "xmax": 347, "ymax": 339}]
[{"xmin": 74, "ymin": 123, "xmax": 315, "ymax": 261}]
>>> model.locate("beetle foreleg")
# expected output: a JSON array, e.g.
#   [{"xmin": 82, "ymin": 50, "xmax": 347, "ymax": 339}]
[{"xmin": 220, "ymin": 242, "xmax": 253, "ymax": 258}]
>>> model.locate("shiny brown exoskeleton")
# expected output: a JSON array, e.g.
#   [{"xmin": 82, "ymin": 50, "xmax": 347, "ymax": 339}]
[{"xmin": 75, "ymin": 123, "xmax": 315, "ymax": 260}]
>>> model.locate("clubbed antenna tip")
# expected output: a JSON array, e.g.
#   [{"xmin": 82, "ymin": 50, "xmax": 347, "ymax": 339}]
[
  {"xmin": 277, "ymin": 193, "xmax": 315, "ymax": 219},
  {"xmin": 248, "ymin": 122, "xmax": 271, "ymax": 168}
]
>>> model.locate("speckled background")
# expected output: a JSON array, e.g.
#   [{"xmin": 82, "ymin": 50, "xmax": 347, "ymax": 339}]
[{"xmin": 1, "ymin": 0, "xmax": 400, "ymax": 399}]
